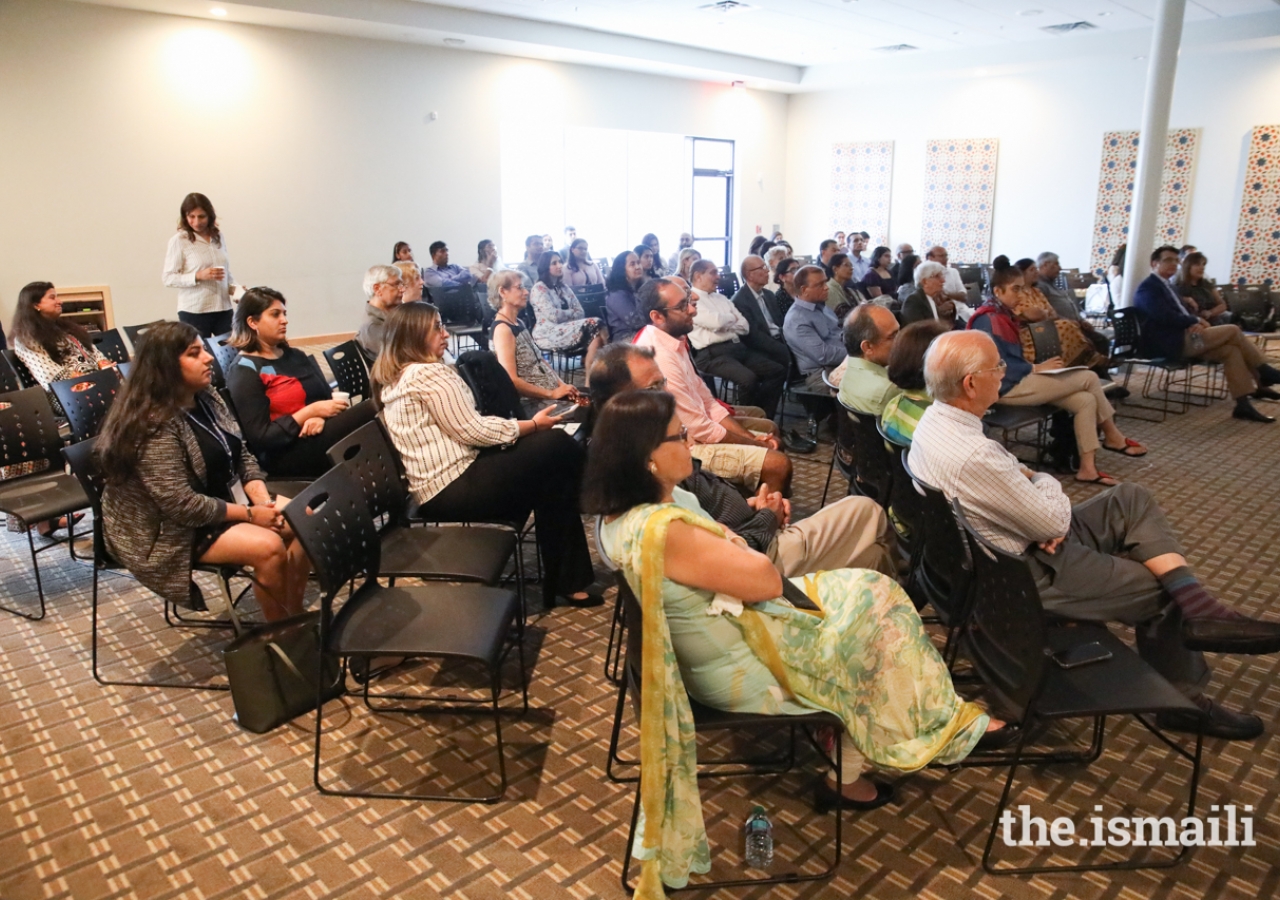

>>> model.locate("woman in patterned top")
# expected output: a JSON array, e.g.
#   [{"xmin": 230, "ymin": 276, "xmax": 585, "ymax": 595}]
[
  {"xmin": 489, "ymin": 270, "xmax": 584, "ymax": 416},
  {"xmin": 880, "ymin": 319, "xmax": 950, "ymax": 446},
  {"xmin": 10, "ymin": 281, "xmax": 114, "ymax": 388},
  {"xmin": 373, "ymin": 302, "xmax": 601, "ymax": 608},
  {"xmin": 528, "ymin": 250, "xmax": 605, "ymax": 370}
]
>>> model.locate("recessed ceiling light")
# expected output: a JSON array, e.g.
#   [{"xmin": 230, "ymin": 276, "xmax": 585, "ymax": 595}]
[
  {"xmin": 1097, "ymin": 10, "xmax": 1112, "ymax": 15},
  {"xmin": 210, "ymin": 7, "xmax": 226, "ymax": 15},
  {"xmin": 952, "ymin": 30, "xmax": 961, "ymax": 35},
  {"xmin": 444, "ymin": 37, "xmax": 465, "ymax": 46},
  {"xmin": 1019, "ymin": 8, "xmax": 1043, "ymax": 15},
  {"xmin": 1133, "ymin": 55, "xmax": 1146, "ymax": 60}
]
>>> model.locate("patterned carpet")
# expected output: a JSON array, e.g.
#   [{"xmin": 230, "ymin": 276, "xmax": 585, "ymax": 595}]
[{"xmin": 2, "ymin": 365, "xmax": 1279, "ymax": 900}]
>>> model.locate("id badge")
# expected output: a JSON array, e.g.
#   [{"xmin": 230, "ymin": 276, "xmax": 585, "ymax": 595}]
[{"xmin": 230, "ymin": 478, "xmax": 250, "ymax": 507}]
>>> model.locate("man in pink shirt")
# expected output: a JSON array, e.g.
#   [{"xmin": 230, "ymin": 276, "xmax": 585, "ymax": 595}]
[{"xmin": 634, "ymin": 277, "xmax": 792, "ymax": 495}]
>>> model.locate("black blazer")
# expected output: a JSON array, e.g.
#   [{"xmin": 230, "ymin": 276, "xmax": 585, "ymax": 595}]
[
  {"xmin": 902, "ymin": 288, "xmax": 956, "ymax": 327},
  {"xmin": 731, "ymin": 285, "xmax": 788, "ymax": 353}
]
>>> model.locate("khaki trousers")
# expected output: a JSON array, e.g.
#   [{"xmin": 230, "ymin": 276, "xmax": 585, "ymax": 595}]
[
  {"xmin": 999, "ymin": 370, "xmax": 1115, "ymax": 454},
  {"xmin": 1183, "ymin": 324, "xmax": 1265, "ymax": 398},
  {"xmin": 767, "ymin": 496, "xmax": 897, "ymax": 578}
]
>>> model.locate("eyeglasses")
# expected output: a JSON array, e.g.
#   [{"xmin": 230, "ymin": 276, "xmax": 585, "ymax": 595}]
[
  {"xmin": 659, "ymin": 425, "xmax": 689, "ymax": 444},
  {"xmin": 642, "ymin": 377, "xmax": 668, "ymax": 392},
  {"xmin": 970, "ymin": 360, "xmax": 1008, "ymax": 377},
  {"xmin": 660, "ymin": 298, "xmax": 692, "ymax": 314}
]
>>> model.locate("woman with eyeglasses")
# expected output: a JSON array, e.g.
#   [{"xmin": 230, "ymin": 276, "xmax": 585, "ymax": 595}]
[
  {"xmin": 968, "ymin": 256, "xmax": 1146, "ymax": 486},
  {"xmin": 585, "ymin": 390, "xmax": 1006, "ymax": 880}
]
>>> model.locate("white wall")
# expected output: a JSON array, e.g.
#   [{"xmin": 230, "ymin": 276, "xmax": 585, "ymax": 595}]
[
  {"xmin": 0, "ymin": 0, "xmax": 787, "ymax": 336},
  {"xmin": 785, "ymin": 20, "xmax": 1280, "ymax": 283}
]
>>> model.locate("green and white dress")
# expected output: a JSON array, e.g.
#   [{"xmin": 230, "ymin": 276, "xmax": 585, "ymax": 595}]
[{"xmin": 600, "ymin": 499, "xmax": 987, "ymax": 898}]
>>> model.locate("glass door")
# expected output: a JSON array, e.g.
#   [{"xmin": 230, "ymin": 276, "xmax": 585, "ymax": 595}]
[{"xmin": 690, "ymin": 137, "xmax": 735, "ymax": 268}]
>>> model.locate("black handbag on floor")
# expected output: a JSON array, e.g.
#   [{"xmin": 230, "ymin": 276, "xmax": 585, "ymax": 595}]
[{"xmin": 223, "ymin": 611, "xmax": 345, "ymax": 734}]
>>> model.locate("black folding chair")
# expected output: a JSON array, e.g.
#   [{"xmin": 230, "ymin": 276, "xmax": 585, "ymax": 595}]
[
  {"xmin": 0, "ymin": 387, "xmax": 91, "ymax": 619},
  {"xmin": 122, "ymin": 320, "xmax": 166, "ymax": 353},
  {"xmin": 609, "ymin": 577, "xmax": 843, "ymax": 892},
  {"xmin": 573, "ymin": 284, "xmax": 607, "ymax": 322},
  {"xmin": 844, "ymin": 401, "xmax": 892, "ymax": 506},
  {"xmin": 283, "ymin": 466, "xmax": 526, "ymax": 802},
  {"xmin": 2, "ymin": 350, "xmax": 39, "ymax": 389},
  {"xmin": 89, "ymin": 329, "xmax": 130, "ymax": 365},
  {"xmin": 204, "ymin": 333, "xmax": 239, "ymax": 392},
  {"xmin": 594, "ymin": 516, "xmax": 626, "ymax": 686},
  {"xmin": 323, "ymin": 340, "xmax": 373, "ymax": 402},
  {"xmin": 51, "ymin": 367, "xmax": 123, "ymax": 443},
  {"xmin": 876, "ymin": 421, "xmax": 921, "ymax": 556},
  {"xmin": 901, "ymin": 453, "xmax": 973, "ymax": 662},
  {"xmin": 0, "ymin": 353, "xmax": 22, "ymax": 394},
  {"xmin": 955, "ymin": 503, "xmax": 1205, "ymax": 874},
  {"xmin": 1027, "ymin": 320, "xmax": 1063, "ymax": 361},
  {"xmin": 62, "ymin": 438, "xmax": 252, "ymax": 689}
]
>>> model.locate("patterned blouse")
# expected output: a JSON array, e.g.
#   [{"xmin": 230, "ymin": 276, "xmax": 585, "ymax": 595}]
[
  {"xmin": 529, "ymin": 281, "xmax": 601, "ymax": 351},
  {"xmin": 493, "ymin": 319, "xmax": 562, "ymax": 415},
  {"xmin": 380, "ymin": 362, "xmax": 520, "ymax": 503},
  {"xmin": 12, "ymin": 334, "xmax": 106, "ymax": 388}
]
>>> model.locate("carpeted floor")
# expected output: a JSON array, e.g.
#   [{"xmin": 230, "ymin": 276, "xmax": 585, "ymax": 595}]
[{"xmin": 2, "ymin": 362, "xmax": 1279, "ymax": 900}]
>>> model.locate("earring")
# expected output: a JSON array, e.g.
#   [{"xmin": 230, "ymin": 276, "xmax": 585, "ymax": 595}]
[{"xmin": 649, "ymin": 462, "xmax": 658, "ymax": 473}]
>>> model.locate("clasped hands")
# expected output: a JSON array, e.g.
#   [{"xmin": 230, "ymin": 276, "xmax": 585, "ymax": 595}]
[
  {"xmin": 1021, "ymin": 465, "xmax": 1066, "ymax": 554},
  {"xmin": 746, "ymin": 483, "xmax": 790, "ymax": 527}
]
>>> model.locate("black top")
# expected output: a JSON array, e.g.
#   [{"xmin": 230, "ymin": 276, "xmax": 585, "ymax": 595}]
[
  {"xmin": 226, "ymin": 346, "xmax": 332, "ymax": 461},
  {"xmin": 861, "ymin": 270, "xmax": 897, "ymax": 296},
  {"xmin": 185, "ymin": 394, "xmax": 242, "ymax": 503}
]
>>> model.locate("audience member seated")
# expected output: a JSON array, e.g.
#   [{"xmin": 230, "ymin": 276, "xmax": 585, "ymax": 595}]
[
  {"xmin": 589, "ymin": 344, "xmax": 896, "ymax": 576},
  {"xmin": 825, "ymin": 253, "xmax": 861, "ymax": 319},
  {"xmin": 732, "ymin": 254, "xmax": 792, "ymax": 371},
  {"xmin": 558, "ymin": 225, "xmax": 576, "ymax": 258},
  {"xmin": 687, "ymin": 259, "xmax": 786, "ymax": 418},
  {"xmin": 860, "ymin": 246, "xmax": 896, "ymax": 300},
  {"xmin": 393, "ymin": 261, "xmax": 425, "ymax": 304},
  {"xmin": 529, "ymin": 250, "xmax": 606, "ymax": 370},
  {"xmin": 11, "ymin": 281, "xmax": 114, "ymax": 389},
  {"xmin": 909, "ymin": 329, "xmax": 1280, "ymax": 739},
  {"xmin": 846, "ymin": 232, "xmax": 871, "ymax": 283},
  {"xmin": 903, "ymin": 261, "xmax": 958, "ymax": 327},
  {"xmin": 585, "ymin": 390, "xmax": 1003, "ymax": 834},
  {"xmin": 469, "ymin": 239, "xmax": 499, "ymax": 304},
  {"xmin": 1036, "ymin": 252, "xmax": 1111, "ymax": 357},
  {"xmin": 783, "ymin": 264, "xmax": 846, "ymax": 390},
  {"xmin": 605, "ymin": 250, "xmax": 646, "ymax": 344},
  {"xmin": 516, "ymin": 234, "xmax": 543, "ymax": 287},
  {"xmin": 1134, "ymin": 245, "xmax": 1280, "ymax": 423},
  {"xmin": 356, "ymin": 264, "xmax": 404, "ymax": 360},
  {"xmin": 880, "ymin": 319, "xmax": 949, "ymax": 445},
  {"xmin": 895, "ymin": 253, "xmax": 921, "ymax": 305},
  {"xmin": 669, "ymin": 232, "xmax": 693, "ymax": 273},
  {"xmin": 227, "ymin": 288, "xmax": 370, "ymax": 477},
  {"xmin": 1174, "ymin": 251, "xmax": 1231, "ymax": 326},
  {"xmin": 97, "ymin": 322, "xmax": 309, "ymax": 622},
  {"xmin": 392, "ymin": 241, "xmax": 415, "ymax": 264},
  {"xmin": 772, "ymin": 257, "xmax": 800, "ymax": 320},
  {"xmin": 1002, "ymin": 256, "xmax": 1105, "ymax": 375},
  {"xmin": 422, "ymin": 241, "xmax": 475, "ymax": 291},
  {"xmin": 969, "ymin": 258, "xmax": 1146, "ymax": 485},
  {"xmin": 634, "ymin": 278, "xmax": 791, "ymax": 495},
  {"xmin": 641, "ymin": 233, "xmax": 668, "ymax": 277},
  {"xmin": 372, "ymin": 302, "xmax": 599, "ymax": 607},
  {"xmin": 837, "ymin": 305, "xmax": 902, "ymax": 416},
  {"xmin": 634, "ymin": 244, "xmax": 658, "ymax": 281},
  {"xmin": 674, "ymin": 248, "xmax": 701, "ymax": 284},
  {"xmin": 890, "ymin": 243, "xmax": 914, "ymax": 283},
  {"xmin": 488, "ymin": 270, "xmax": 583, "ymax": 416},
  {"xmin": 817, "ymin": 238, "xmax": 838, "ymax": 275},
  {"xmin": 564, "ymin": 238, "xmax": 603, "ymax": 287},
  {"xmin": 763, "ymin": 245, "xmax": 788, "ymax": 291},
  {"xmin": 924, "ymin": 245, "xmax": 973, "ymax": 322}
]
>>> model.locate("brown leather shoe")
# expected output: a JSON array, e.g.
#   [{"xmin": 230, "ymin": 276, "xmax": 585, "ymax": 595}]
[
  {"xmin": 1182, "ymin": 616, "xmax": 1280, "ymax": 655},
  {"xmin": 1156, "ymin": 697, "xmax": 1263, "ymax": 741}
]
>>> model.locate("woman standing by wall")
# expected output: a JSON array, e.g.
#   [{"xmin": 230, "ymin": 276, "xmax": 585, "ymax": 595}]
[{"xmin": 163, "ymin": 193, "xmax": 235, "ymax": 337}]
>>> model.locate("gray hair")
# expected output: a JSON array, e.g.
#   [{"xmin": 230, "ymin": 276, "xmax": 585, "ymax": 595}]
[
  {"xmin": 764, "ymin": 246, "xmax": 788, "ymax": 268},
  {"xmin": 1036, "ymin": 251, "xmax": 1059, "ymax": 266},
  {"xmin": 488, "ymin": 269, "xmax": 523, "ymax": 309},
  {"xmin": 923, "ymin": 331, "xmax": 995, "ymax": 401},
  {"xmin": 363, "ymin": 264, "xmax": 401, "ymax": 299},
  {"xmin": 843, "ymin": 305, "xmax": 882, "ymax": 358},
  {"xmin": 914, "ymin": 260, "xmax": 947, "ymax": 287}
]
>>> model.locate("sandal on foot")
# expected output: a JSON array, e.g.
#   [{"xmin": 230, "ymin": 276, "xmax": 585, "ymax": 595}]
[
  {"xmin": 1075, "ymin": 472, "xmax": 1119, "ymax": 486},
  {"xmin": 1101, "ymin": 438, "xmax": 1147, "ymax": 457}
]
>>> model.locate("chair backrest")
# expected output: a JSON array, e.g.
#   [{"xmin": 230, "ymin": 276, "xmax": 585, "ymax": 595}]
[
  {"xmin": 323, "ymin": 340, "xmax": 373, "ymax": 402},
  {"xmin": 455, "ymin": 350, "xmax": 527, "ymax": 420},
  {"xmin": 325, "ymin": 419, "xmax": 408, "ymax": 524},
  {"xmin": 205, "ymin": 333, "xmax": 239, "ymax": 388},
  {"xmin": 2, "ymin": 350, "xmax": 39, "ymax": 389},
  {"xmin": 954, "ymin": 500, "xmax": 1049, "ymax": 718},
  {"xmin": 842, "ymin": 401, "xmax": 892, "ymax": 505},
  {"xmin": 122, "ymin": 320, "xmax": 166, "ymax": 353},
  {"xmin": 717, "ymin": 271, "xmax": 740, "ymax": 298},
  {"xmin": 282, "ymin": 465, "xmax": 381, "ymax": 603},
  {"xmin": 0, "ymin": 353, "xmax": 21, "ymax": 394},
  {"xmin": 1027, "ymin": 320, "xmax": 1063, "ymax": 362},
  {"xmin": 876, "ymin": 421, "xmax": 923, "ymax": 540},
  {"xmin": 619, "ymin": 573, "xmax": 645, "ymax": 702},
  {"xmin": 61, "ymin": 436, "xmax": 108, "ymax": 562},
  {"xmin": 118, "ymin": 361, "xmax": 132, "ymax": 379},
  {"xmin": 436, "ymin": 285, "xmax": 483, "ymax": 326},
  {"xmin": 1226, "ymin": 286, "xmax": 1274, "ymax": 332},
  {"xmin": 901, "ymin": 450, "xmax": 971, "ymax": 624},
  {"xmin": 574, "ymin": 284, "xmax": 607, "ymax": 321},
  {"xmin": 1109, "ymin": 307, "xmax": 1141, "ymax": 361},
  {"xmin": 50, "ymin": 366, "xmax": 122, "ymax": 443},
  {"xmin": 0, "ymin": 386, "xmax": 66, "ymax": 470},
  {"xmin": 89, "ymin": 329, "xmax": 130, "ymax": 365}
]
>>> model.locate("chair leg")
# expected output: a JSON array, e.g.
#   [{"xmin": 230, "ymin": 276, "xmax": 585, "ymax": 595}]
[
  {"xmin": 606, "ymin": 673, "xmax": 638, "ymax": 783},
  {"xmin": 605, "ymin": 592, "xmax": 626, "ymax": 685},
  {"xmin": 819, "ymin": 452, "xmax": 836, "ymax": 507},
  {"xmin": 3, "ymin": 526, "xmax": 49, "ymax": 621}
]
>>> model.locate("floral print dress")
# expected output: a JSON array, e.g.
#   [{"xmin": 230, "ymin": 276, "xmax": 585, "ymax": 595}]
[{"xmin": 528, "ymin": 281, "xmax": 603, "ymax": 351}]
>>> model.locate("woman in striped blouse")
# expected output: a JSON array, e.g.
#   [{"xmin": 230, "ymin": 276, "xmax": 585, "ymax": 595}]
[{"xmin": 373, "ymin": 303, "xmax": 602, "ymax": 608}]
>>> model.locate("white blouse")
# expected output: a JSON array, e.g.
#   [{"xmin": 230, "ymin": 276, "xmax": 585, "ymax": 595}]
[{"xmin": 163, "ymin": 231, "xmax": 233, "ymax": 314}]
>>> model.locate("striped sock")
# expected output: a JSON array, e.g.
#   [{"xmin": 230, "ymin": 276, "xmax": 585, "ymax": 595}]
[{"xmin": 1159, "ymin": 566, "xmax": 1244, "ymax": 620}]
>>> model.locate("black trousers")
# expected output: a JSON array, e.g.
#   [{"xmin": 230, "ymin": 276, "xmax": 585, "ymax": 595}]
[
  {"xmin": 178, "ymin": 309, "xmax": 233, "ymax": 338},
  {"xmin": 416, "ymin": 429, "xmax": 593, "ymax": 599},
  {"xmin": 694, "ymin": 341, "xmax": 787, "ymax": 419},
  {"xmin": 743, "ymin": 331, "xmax": 793, "ymax": 373},
  {"xmin": 264, "ymin": 401, "xmax": 380, "ymax": 478}
]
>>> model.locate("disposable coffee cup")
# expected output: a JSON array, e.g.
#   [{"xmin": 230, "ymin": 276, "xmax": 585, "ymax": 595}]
[{"xmin": 332, "ymin": 391, "xmax": 350, "ymax": 406}]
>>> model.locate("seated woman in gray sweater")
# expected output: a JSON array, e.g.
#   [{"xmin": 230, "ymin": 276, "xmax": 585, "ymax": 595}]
[{"xmin": 97, "ymin": 321, "xmax": 310, "ymax": 622}]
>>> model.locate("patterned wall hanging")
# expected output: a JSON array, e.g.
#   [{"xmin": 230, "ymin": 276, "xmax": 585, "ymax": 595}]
[
  {"xmin": 1088, "ymin": 128, "xmax": 1200, "ymax": 277},
  {"xmin": 919, "ymin": 138, "xmax": 998, "ymax": 264},
  {"xmin": 830, "ymin": 141, "xmax": 894, "ymax": 247},
  {"xmin": 1230, "ymin": 125, "xmax": 1280, "ymax": 286}
]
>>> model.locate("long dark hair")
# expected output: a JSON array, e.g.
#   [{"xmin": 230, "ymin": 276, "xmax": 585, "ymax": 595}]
[
  {"xmin": 888, "ymin": 319, "xmax": 950, "ymax": 390},
  {"xmin": 633, "ymin": 245, "xmax": 656, "ymax": 277},
  {"xmin": 230, "ymin": 287, "xmax": 288, "ymax": 353},
  {"xmin": 898, "ymin": 253, "xmax": 920, "ymax": 284},
  {"xmin": 565, "ymin": 238, "xmax": 590, "ymax": 272},
  {"xmin": 178, "ymin": 193, "xmax": 221, "ymax": 246},
  {"xmin": 582, "ymin": 390, "xmax": 676, "ymax": 516},
  {"xmin": 96, "ymin": 321, "xmax": 204, "ymax": 483},
  {"xmin": 607, "ymin": 251, "xmax": 638, "ymax": 293},
  {"xmin": 536, "ymin": 250, "xmax": 563, "ymax": 289},
  {"xmin": 11, "ymin": 281, "xmax": 91, "ymax": 363},
  {"xmin": 392, "ymin": 241, "xmax": 412, "ymax": 262},
  {"xmin": 871, "ymin": 246, "xmax": 892, "ymax": 270}
]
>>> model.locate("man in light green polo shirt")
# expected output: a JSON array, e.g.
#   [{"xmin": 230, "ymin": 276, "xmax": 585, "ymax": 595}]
[{"xmin": 837, "ymin": 304, "xmax": 902, "ymax": 416}]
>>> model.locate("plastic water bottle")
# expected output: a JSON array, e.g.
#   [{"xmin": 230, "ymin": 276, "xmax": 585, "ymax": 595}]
[{"xmin": 743, "ymin": 806, "xmax": 774, "ymax": 869}]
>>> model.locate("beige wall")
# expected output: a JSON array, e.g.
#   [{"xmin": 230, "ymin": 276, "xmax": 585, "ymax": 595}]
[{"xmin": 0, "ymin": 0, "xmax": 788, "ymax": 336}]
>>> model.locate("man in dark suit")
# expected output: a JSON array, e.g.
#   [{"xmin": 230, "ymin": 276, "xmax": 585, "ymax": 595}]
[
  {"xmin": 1132, "ymin": 245, "xmax": 1280, "ymax": 423},
  {"xmin": 732, "ymin": 254, "xmax": 792, "ymax": 371}
]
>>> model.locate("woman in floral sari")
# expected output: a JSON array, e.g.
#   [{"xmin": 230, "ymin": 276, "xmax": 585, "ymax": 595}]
[{"xmin": 584, "ymin": 390, "xmax": 1007, "ymax": 897}]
